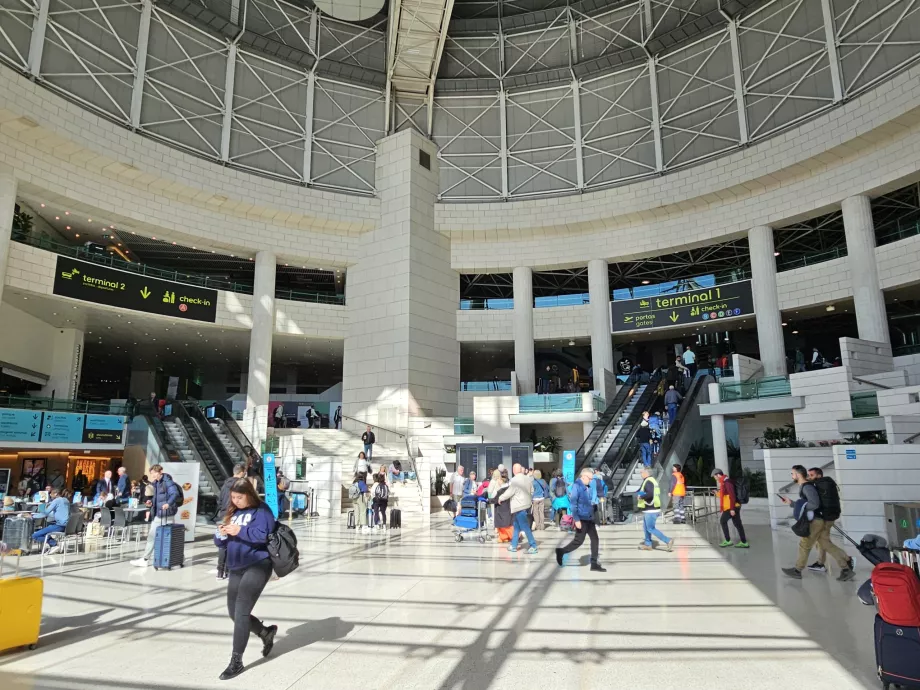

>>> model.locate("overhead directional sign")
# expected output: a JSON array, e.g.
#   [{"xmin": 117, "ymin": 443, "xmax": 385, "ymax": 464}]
[
  {"xmin": 52, "ymin": 256, "xmax": 218, "ymax": 323},
  {"xmin": 0, "ymin": 409, "xmax": 42, "ymax": 442},
  {"xmin": 610, "ymin": 280, "xmax": 754, "ymax": 333}
]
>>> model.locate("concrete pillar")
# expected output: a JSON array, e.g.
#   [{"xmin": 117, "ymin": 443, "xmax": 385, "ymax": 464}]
[
  {"xmin": 588, "ymin": 258, "xmax": 614, "ymax": 399},
  {"xmin": 40, "ymin": 328, "xmax": 84, "ymax": 399},
  {"xmin": 244, "ymin": 250, "xmax": 276, "ymax": 451},
  {"xmin": 711, "ymin": 413, "xmax": 729, "ymax": 474},
  {"xmin": 0, "ymin": 167, "xmax": 17, "ymax": 307},
  {"xmin": 342, "ymin": 129, "xmax": 459, "ymax": 430},
  {"xmin": 842, "ymin": 195, "xmax": 890, "ymax": 345},
  {"xmin": 513, "ymin": 265, "xmax": 535, "ymax": 394},
  {"xmin": 748, "ymin": 225, "xmax": 786, "ymax": 376}
]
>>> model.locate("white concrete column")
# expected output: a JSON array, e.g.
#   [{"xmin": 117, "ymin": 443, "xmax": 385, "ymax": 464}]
[
  {"xmin": 748, "ymin": 225, "xmax": 786, "ymax": 376},
  {"xmin": 842, "ymin": 195, "xmax": 890, "ymax": 345},
  {"xmin": 711, "ymin": 413, "xmax": 729, "ymax": 474},
  {"xmin": 0, "ymin": 168, "xmax": 17, "ymax": 307},
  {"xmin": 588, "ymin": 258, "xmax": 614, "ymax": 399},
  {"xmin": 40, "ymin": 329, "xmax": 84, "ymax": 399},
  {"xmin": 513, "ymin": 266, "xmax": 535, "ymax": 394},
  {"xmin": 245, "ymin": 251, "xmax": 276, "ymax": 450}
]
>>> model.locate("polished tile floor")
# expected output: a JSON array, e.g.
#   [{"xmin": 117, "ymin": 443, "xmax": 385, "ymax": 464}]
[{"xmin": 0, "ymin": 511, "xmax": 878, "ymax": 690}]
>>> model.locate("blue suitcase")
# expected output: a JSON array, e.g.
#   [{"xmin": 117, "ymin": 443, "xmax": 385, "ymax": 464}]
[
  {"xmin": 875, "ymin": 613, "xmax": 920, "ymax": 688},
  {"xmin": 153, "ymin": 518, "xmax": 185, "ymax": 570}
]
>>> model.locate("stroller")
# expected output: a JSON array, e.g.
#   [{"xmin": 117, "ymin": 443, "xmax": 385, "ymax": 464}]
[{"xmin": 453, "ymin": 495, "xmax": 492, "ymax": 543}]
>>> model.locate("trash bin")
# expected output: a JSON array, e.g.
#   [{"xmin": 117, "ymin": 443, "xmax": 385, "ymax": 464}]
[{"xmin": 883, "ymin": 502, "xmax": 920, "ymax": 547}]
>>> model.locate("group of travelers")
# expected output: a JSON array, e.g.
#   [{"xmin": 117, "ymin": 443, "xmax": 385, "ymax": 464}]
[
  {"xmin": 792, "ymin": 347, "xmax": 841, "ymax": 372},
  {"xmin": 349, "ymin": 450, "xmax": 406, "ymax": 532}
]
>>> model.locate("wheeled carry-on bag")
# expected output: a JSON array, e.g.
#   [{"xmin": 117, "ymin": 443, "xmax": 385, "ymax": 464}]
[
  {"xmin": 389, "ymin": 509, "xmax": 401, "ymax": 529},
  {"xmin": 0, "ymin": 548, "xmax": 42, "ymax": 653},
  {"xmin": 347, "ymin": 510, "xmax": 356, "ymax": 529},
  {"xmin": 875, "ymin": 613, "xmax": 920, "ymax": 689},
  {"xmin": 2, "ymin": 516, "xmax": 34, "ymax": 552},
  {"xmin": 153, "ymin": 515, "xmax": 185, "ymax": 570}
]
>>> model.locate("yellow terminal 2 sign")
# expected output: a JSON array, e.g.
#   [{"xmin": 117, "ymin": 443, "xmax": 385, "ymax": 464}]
[
  {"xmin": 610, "ymin": 279, "xmax": 754, "ymax": 333},
  {"xmin": 53, "ymin": 256, "xmax": 218, "ymax": 323}
]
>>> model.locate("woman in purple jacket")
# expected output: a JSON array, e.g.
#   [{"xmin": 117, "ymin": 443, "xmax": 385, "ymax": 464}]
[{"xmin": 215, "ymin": 479, "xmax": 278, "ymax": 680}]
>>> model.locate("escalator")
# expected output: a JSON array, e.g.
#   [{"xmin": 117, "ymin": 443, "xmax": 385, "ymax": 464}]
[
  {"xmin": 608, "ymin": 374, "xmax": 711, "ymax": 501},
  {"xmin": 130, "ymin": 412, "xmax": 219, "ymax": 499},
  {"xmin": 169, "ymin": 401, "xmax": 233, "ymax": 491},
  {"xmin": 208, "ymin": 404, "xmax": 254, "ymax": 465},
  {"xmin": 574, "ymin": 377, "xmax": 651, "ymax": 474}
]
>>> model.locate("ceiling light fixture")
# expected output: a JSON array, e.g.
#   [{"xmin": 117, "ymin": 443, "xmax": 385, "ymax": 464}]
[
  {"xmin": 826, "ymin": 305, "xmax": 836, "ymax": 312},
  {"xmin": 792, "ymin": 330, "xmax": 799, "ymax": 334}
]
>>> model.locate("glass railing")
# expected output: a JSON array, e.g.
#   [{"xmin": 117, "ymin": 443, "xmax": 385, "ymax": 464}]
[
  {"xmin": 776, "ymin": 246, "xmax": 847, "ymax": 272},
  {"xmin": 534, "ymin": 294, "xmax": 589, "ymax": 308},
  {"xmin": 612, "ymin": 269, "xmax": 751, "ymax": 301},
  {"xmin": 459, "ymin": 298, "xmax": 514, "ymax": 310},
  {"xmin": 894, "ymin": 343, "xmax": 920, "ymax": 356},
  {"xmin": 592, "ymin": 395, "xmax": 606, "ymax": 412},
  {"xmin": 460, "ymin": 381, "xmax": 512, "ymax": 391},
  {"xmin": 453, "ymin": 418, "xmax": 474, "ymax": 435},
  {"xmin": 851, "ymin": 391, "xmax": 880, "ymax": 418},
  {"xmin": 0, "ymin": 395, "xmax": 129, "ymax": 415},
  {"xmin": 719, "ymin": 375, "xmax": 791, "ymax": 401},
  {"xmin": 518, "ymin": 394, "xmax": 583, "ymax": 413},
  {"xmin": 876, "ymin": 213, "xmax": 920, "ymax": 246},
  {"xmin": 11, "ymin": 231, "xmax": 344, "ymax": 306}
]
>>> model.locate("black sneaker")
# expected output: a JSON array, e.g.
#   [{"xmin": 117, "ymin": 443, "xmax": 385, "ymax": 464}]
[
  {"xmin": 260, "ymin": 624, "xmax": 278, "ymax": 657},
  {"xmin": 555, "ymin": 547, "xmax": 564, "ymax": 567},
  {"xmin": 837, "ymin": 567, "xmax": 856, "ymax": 582},
  {"xmin": 807, "ymin": 562, "xmax": 827, "ymax": 573},
  {"xmin": 219, "ymin": 654, "xmax": 244, "ymax": 680},
  {"xmin": 848, "ymin": 557, "xmax": 856, "ymax": 571},
  {"xmin": 590, "ymin": 562, "xmax": 607, "ymax": 572},
  {"xmin": 782, "ymin": 567, "xmax": 803, "ymax": 579}
]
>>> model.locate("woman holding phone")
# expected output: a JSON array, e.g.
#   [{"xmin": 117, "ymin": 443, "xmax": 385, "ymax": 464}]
[{"xmin": 215, "ymin": 479, "xmax": 278, "ymax": 680}]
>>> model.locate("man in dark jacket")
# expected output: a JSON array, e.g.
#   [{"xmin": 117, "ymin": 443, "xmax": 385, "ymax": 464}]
[
  {"xmin": 664, "ymin": 385, "xmax": 682, "ymax": 426},
  {"xmin": 362, "ymin": 426, "xmax": 376, "ymax": 461},
  {"xmin": 636, "ymin": 421, "xmax": 653, "ymax": 467},
  {"xmin": 555, "ymin": 468, "xmax": 606, "ymax": 572},
  {"xmin": 115, "ymin": 466, "xmax": 131, "ymax": 505},
  {"xmin": 804, "ymin": 467, "xmax": 854, "ymax": 574},
  {"xmin": 130, "ymin": 464, "xmax": 181, "ymax": 568},
  {"xmin": 781, "ymin": 465, "xmax": 855, "ymax": 581}
]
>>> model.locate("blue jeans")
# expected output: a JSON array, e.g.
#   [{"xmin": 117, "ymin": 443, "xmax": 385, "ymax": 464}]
[
  {"xmin": 364, "ymin": 444, "xmax": 373, "ymax": 461},
  {"xmin": 511, "ymin": 510, "xmax": 537, "ymax": 550},
  {"xmin": 667, "ymin": 404, "xmax": 678, "ymax": 426},
  {"xmin": 390, "ymin": 471, "xmax": 405, "ymax": 484},
  {"xmin": 640, "ymin": 443, "xmax": 652, "ymax": 467},
  {"xmin": 33, "ymin": 524, "xmax": 65, "ymax": 548},
  {"xmin": 642, "ymin": 511, "xmax": 671, "ymax": 547}
]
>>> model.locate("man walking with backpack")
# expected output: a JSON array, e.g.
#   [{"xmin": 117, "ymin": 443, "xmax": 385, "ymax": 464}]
[
  {"xmin": 712, "ymin": 469, "xmax": 749, "ymax": 548},
  {"xmin": 556, "ymin": 467, "xmax": 606, "ymax": 571},
  {"xmin": 780, "ymin": 465, "xmax": 855, "ymax": 581},
  {"xmin": 803, "ymin": 467, "xmax": 855, "ymax": 574}
]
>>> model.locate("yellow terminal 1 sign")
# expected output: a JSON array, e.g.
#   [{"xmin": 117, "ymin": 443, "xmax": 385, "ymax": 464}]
[
  {"xmin": 610, "ymin": 279, "xmax": 754, "ymax": 333},
  {"xmin": 52, "ymin": 256, "xmax": 218, "ymax": 323}
]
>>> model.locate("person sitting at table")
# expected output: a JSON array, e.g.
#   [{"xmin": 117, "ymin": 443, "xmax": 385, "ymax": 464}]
[
  {"xmin": 33, "ymin": 489, "xmax": 70, "ymax": 555},
  {"xmin": 2, "ymin": 497, "xmax": 15, "ymax": 512}
]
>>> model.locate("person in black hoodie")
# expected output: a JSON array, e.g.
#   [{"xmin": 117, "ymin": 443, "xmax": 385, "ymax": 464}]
[
  {"xmin": 216, "ymin": 463, "xmax": 248, "ymax": 580},
  {"xmin": 215, "ymin": 479, "xmax": 278, "ymax": 680}
]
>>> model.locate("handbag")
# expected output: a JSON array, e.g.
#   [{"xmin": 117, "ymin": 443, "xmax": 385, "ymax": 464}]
[{"xmin": 791, "ymin": 512, "xmax": 811, "ymax": 538}]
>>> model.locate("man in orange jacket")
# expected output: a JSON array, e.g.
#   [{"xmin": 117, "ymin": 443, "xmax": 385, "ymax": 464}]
[
  {"xmin": 668, "ymin": 464, "xmax": 687, "ymax": 524},
  {"xmin": 712, "ymin": 469, "xmax": 749, "ymax": 548}
]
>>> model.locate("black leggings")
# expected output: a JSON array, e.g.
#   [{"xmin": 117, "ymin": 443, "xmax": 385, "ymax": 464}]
[
  {"xmin": 720, "ymin": 508, "xmax": 747, "ymax": 543},
  {"xmin": 227, "ymin": 558, "xmax": 272, "ymax": 655},
  {"xmin": 560, "ymin": 519, "xmax": 599, "ymax": 563},
  {"xmin": 373, "ymin": 498, "xmax": 388, "ymax": 525}
]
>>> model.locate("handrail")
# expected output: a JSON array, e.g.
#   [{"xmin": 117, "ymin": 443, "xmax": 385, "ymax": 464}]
[
  {"xmin": 184, "ymin": 402, "xmax": 238, "ymax": 479},
  {"xmin": 212, "ymin": 404, "xmax": 254, "ymax": 456},
  {"xmin": 0, "ymin": 394, "xmax": 129, "ymax": 416},
  {"xmin": 775, "ymin": 459, "xmax": 835, "ymax": 494},
  {"xmin": 171, "ymin": 401, "xmax": 231, "ymax": 484},
  {"xmin": 341, "ymin": 414, "xmax": 406, "ymax": 438},
  {"xmin": 573, "ymin": 378, "xmax": 639, "ymax": 470},
  {"xmin": 851, "ymin": 376, "xmax": 894, "ymax": 390},
  {"xmin": 906, "ymin": 431, "xmax": 920, "ymax": 445}
]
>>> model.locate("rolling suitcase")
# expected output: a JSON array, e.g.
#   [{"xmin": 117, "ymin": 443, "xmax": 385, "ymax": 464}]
[
  {"xmin": 153, "ymin": 516, "xmax": 185, "ymax": 570},
  {"xmin": 2, "ymin": 516, "xmax": 34, "ymax": 553},
  {"xmin": 874, "ymin": 614, "xmax": 920, "ymax": 688},
  {"xmin": 367, "ymin": 507, "xmax": 375, "ymax": 527},
  {"xmin": 389, "ymin": 509, "xmax": 401, "ymax": 529},
  {"xmin": 0, "ymin": 548, "xmax": 42, "ymax": 653},
  {"xmin": 346, "ymin": 510, "xmax": 356, "ymax": 529}
]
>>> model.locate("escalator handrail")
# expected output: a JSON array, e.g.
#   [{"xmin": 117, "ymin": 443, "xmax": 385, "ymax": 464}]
[
  {"xmin": 212, "ymin": 404, "xmax": 254, "ymax": 455},
  {"xmin": 171, "ymin": 401, "xmax": 231, "ymax": 483},
  {"xmin": 610, "ymin": 374, "xmax": 710, "ymax": 497},
  {"xmin": 140, "ymin": 413, "xmax": 182, "ymax": 463},
  {"xmin": 594, "ymin": 380, "xmax": 662, "ymax": 479},
  {"xmin": 183, "ymin": 402, "xmax": 236, "ymax": 481},
  {"xmin": 574, "ymin": 379, "xmax": 639, "ymax": 466}
]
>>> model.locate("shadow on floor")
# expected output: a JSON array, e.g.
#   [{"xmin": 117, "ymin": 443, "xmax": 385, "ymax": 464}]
[{"xmin": 245, "ymin": 616, "xmax": 356, "ymax": 671}]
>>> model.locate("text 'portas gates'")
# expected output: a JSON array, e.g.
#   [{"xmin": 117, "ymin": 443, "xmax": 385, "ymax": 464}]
[
  {"xmin": 610, "ymin": 280, "xmax": 754, "ymax": 333},
  {"xmin": 52, "ymin": 256, "xmax": 218, "ymax": 323}
]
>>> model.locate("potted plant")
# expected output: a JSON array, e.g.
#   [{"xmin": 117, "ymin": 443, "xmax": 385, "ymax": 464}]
[{"xmin": 533, "ymin": 435, "xmax": 561, "ymax": 465}]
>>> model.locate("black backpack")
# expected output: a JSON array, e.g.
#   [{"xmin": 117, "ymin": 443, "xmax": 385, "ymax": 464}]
[
  {"xmin": 811, "ymin": 477, "xmax": 841, "ymax": 521},
  {"xmin": 734, "ymin": 477, "xmax": 750, "ymax": 505},
  {"xmin": 554, "ymin": 478, "xmax": 567, "ymax": 497},
  {"xmin": 267, "ymin": 522, "xmax": 299, "ymax": 577}
]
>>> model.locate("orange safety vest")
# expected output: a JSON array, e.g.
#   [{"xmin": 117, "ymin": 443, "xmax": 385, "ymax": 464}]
[{"xmin": 672, "ymin": 471, "xmax": 686, "ymax": 497}]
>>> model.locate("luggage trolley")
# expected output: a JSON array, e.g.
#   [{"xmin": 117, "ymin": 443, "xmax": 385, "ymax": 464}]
[{"xmin": 452, "ymin": 495, "xmax": 492, "ymax": 544}]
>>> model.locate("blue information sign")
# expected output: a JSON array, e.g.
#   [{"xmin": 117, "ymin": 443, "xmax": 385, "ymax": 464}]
[
  {"xmin": 83, "ymin": 414, "xmax": 125, "ymax": 443},
  {"xmin": 562, "ymin": 449, "xmax": 576, "ymax": 486},
  {"xmin": 262, "ymin": 452, "xmax": 279, "ymax": 518},
  {"xmin": 845, "ymin": 448, "xmax": 857, "ymax": 460},
  {"xmin": 41, "ymin": 412, "xmax": 86, "ymax": 443},
  {"xmin": 0, "ymin": 409, "xmax": 43, "ymax": 442}
]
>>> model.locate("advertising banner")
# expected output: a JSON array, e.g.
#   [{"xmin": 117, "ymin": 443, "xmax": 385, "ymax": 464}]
[
  {"xmin": 562, "ymin": 450, "xmax": 576, "ymax": 486},
  {"xmin": 610, "ymin": 280, "xmax": 754, "ymax": 333},
  {"xmin": 160, "ymin": 462, "xmax": 199, "ymax": 543},
  {"xmin": 262, "ymin": 453, "xmax": 279, "ymax": 518},
  {"xmin": 52, "ymin": 256, "xmax": 218, "ymax": 322}
]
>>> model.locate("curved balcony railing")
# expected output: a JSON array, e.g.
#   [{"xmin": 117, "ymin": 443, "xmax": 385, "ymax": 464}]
[
  {"xmin": 776, "ymin": 246, "xmax": 848, "ymax": 272},
  {"xmin": 11, "ymin": 231, "xmax": 344, "ymax": 306},
  {"xmin": 876, "ymin": 214, "xmax": 920, "ymax": 247},
  {"xmin": 459, "ymin": 298, "xmax": 514, "ymax": 310}
]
